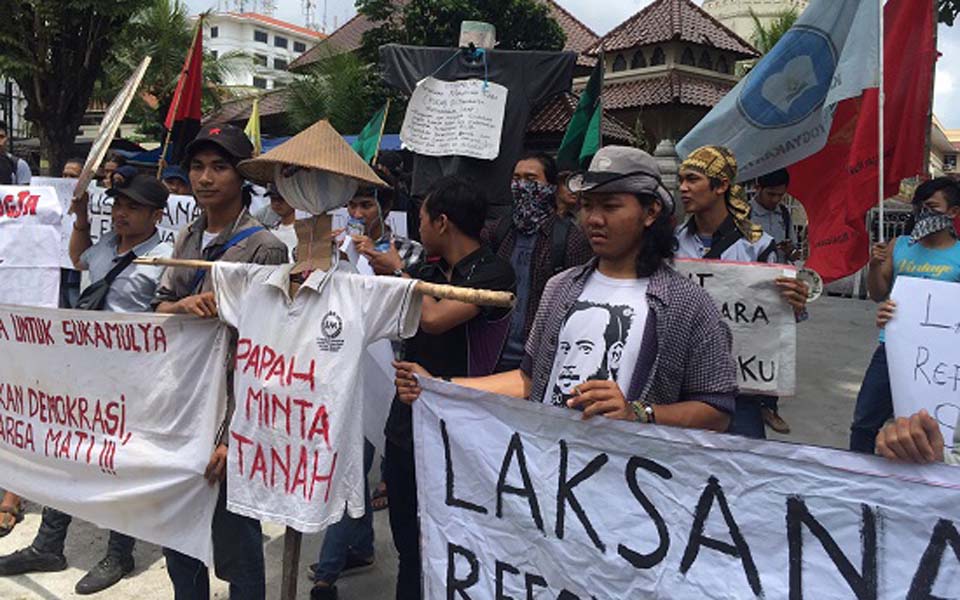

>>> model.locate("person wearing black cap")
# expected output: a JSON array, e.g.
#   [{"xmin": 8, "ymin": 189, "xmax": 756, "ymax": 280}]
[
  {"xmin": 395, "ymin": 146, "xmax": 737, "ymax": 441},
  {"xmin": 153, "ymin": 123, "xmax": 286, "ymax": 600},
  {"xmin": 0, "ymin": 174, "xmax": 173, "ymax": 594},
  {"xmin": 161, "ymin": 165, "xmax": 192, "ymax": 196}
]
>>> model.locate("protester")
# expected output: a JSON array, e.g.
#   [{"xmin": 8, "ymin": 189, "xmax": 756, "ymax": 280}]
[
  {"xmin": 0, "ymin": 174, "xmax": 172, "ymax": 595},
  {"xmin": 485, "ymin": 152, "xmax": 592, "ymax": 372},
  {"xmin": 673, "ymin": 146, "xmax": 808, "ymax": 439},
  {"xmin": 351, "ymin": 172, "xmax": 425, "ymax": 276},
  {"xmin": 876, "ymin": 410, "xmax": 958, "ymax": 465},
  {"xmin": 395, "ymin": 147, "xmax": 737, "ymax": 434},
  {"xmin": 0, "ymin": 120, "xmax": 31, "ymax": 184},
  {"xmin": 258, "ymin": 183, "xmax": 298, "ymax": 261},
  {"xmin": 153, "ymin": 124, "xmax": 287, "ymax": 599},
  {"xmin": 161, "ymin": 165, "xmax": 192, "ymax": 195},
  {"xmin": 850, "ymin": 177, "xmax": 960, "ymax": 454},
  {"xmin": 555, "ymin": 170, "xmax": 579, "ymax": 219},
  {"xmin": 748, "ymin": 167, "xmax": 797, "ymax": 433},
  {"xmin": 62, "ymin": 158, "xmax": 84, "ymax": 179},
  {"xmin": 100, "ymin": 153, "xmax": 127, "ymax": 188},
  {"xmin": 386, "ymin": 176, "xmax": 515, "ymax": 600}
]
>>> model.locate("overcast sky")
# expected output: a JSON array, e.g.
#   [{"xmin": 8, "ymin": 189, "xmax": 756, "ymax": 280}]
[{"xmin": 186, "ymin": 0, "xmax": 960, "ymax": 129}]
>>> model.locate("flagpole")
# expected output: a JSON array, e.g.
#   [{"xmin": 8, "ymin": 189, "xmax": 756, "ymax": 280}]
[
  {"xmin": 877, "ymin": 0, "xmax": 885, "ymax": 243},
  {"xmin": 372, "ymin": 99, "xmax": 391, "ymax": 165},
  {"xmin": 158, "ymin": 14, "xmax": 204, "ymax": 178}
]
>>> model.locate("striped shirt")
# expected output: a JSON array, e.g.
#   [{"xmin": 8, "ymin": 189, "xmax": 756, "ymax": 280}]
[{"xmin": 521, "ymin": 259, "xmax": 737, "ymax": 414}]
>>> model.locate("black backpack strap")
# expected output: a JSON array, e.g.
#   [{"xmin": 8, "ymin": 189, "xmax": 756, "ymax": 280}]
[
  {"xmin": 550, "ymin": 217, "xmax": 572, "ymax": 275},
  {"xmin": 704, "ymin": 228, "xmax": 744, "ymax": 259},
  {"xmin": 757, "ymin": 239, "xmax": 779, "ymax": 263},
  {"xmin": 780, "ymin": 203, "xmax": 793, "ymax": 242},
  {"xmin": 492, "ymin": 216, "xmax": 513, "ymax": 253}
]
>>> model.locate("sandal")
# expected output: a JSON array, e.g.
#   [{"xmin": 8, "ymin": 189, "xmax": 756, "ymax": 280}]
[
  {"xmin": 0, "ymin": 503, "xmax": 24, "ymax": 538},
  {"xmin": 372, "ymin": 483, "xmax": 388, "ymax": 512}
]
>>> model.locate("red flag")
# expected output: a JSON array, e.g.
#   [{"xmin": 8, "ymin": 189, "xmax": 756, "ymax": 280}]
[
  {"xmin": 163, "ymin": 22, "xmax": 204, "ymax": 165},
  {"xmin": 791, "ymin": 0, "xmax": 936, "ymax": 282}
]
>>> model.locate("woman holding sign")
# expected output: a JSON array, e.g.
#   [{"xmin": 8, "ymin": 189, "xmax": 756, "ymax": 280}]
[{"xmin": 851, "ymin": 177, "xmax": 960, "ymax": 454}]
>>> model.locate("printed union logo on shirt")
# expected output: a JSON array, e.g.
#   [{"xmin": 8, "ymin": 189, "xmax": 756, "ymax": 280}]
[
  {"xmin": 736, "ymin": 25, "xmax": 838, "ymax": 129},
  {"xmin": 316, "ymin": 311, "xmax": 344, "ymax": 353}
]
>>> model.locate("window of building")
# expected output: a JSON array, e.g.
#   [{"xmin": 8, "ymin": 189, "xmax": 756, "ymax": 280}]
[
  {"xmin": 211, "ymin": 50, "xmax": 218, "ymax": 59},
  {"xmin": 254, "ymin": 30, "xmax": 268, "ymax": 43},
  {"xmin": 274, "ymin": 36, "xmax": 288, "ymax": 49},
  {"xmin": 253, "ymin": 77, "xmax": 268, "ymax": 89},
  {"xmin": 631, "ymin": 51, "xmax": 647, "ymax": 70},
  {"xmin": 612, "ymin": 54, "xmax": 627, "ymax": 72},
  {"xmin": 651, "ymin": 47, "xmax": 666, "ymax": 66},
  {"xmin": 254, "ymin": 53, "xmax": 267, "ymax": 67},
  {"xmin": 946, "ymin": 154, "xmax": 958, "ymax": 171},
  {"xmin": 294, "ymin": 41, "xmax": 307, "ymax": 53},
  {"xmin": 210, "ymin": 26, "xmax": 219, "ymax": 38},
  {"xmin": 716, "ymin": 56, "xmax": 730, "ymax": 74},
  {"xmin": 680, "ymin": 47, "xmax": 695, "ymax": 66},
  {"xmin": 698, "ymin": 50, "xmax": 713, "ymax": 70},
  {"xmin": 274, "ymin": 58, "xmax": 288, "ymax": 71}
]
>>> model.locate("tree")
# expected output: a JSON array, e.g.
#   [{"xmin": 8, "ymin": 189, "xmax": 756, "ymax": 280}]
[
  {"xmin": 286, "ymin": 51, "xmax": 387, "ymax": 135},
  {"xmin": 0, "ymin": 0, "xmax": 142, "ymax": 174},
  {"xmin": 749, "ymin": 8, "xmax": 799, "ymax": 55},
  {"xmin": 355, "ymin": 0, "xmax": 566, "ymax": 63}
]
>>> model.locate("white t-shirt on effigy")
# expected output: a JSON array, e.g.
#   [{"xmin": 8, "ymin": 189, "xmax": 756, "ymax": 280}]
[
  {"xmin": 212, "ymin": 262, "xmax": 421, "ymax": 532},
  {"xmin": 544, "ymin": 271, "xmax": 649, "ymax": 407}
]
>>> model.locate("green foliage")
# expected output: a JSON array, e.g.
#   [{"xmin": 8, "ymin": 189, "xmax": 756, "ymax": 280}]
[
  {"xmin": 356, "ymin": 0, "xmax": 566, "ymax": 63},
  {"xmin": 286, "ymin": 51, "xmax": 387, "ymax": 135},
  {"xmin": 940, "ymin": 0, "xmax": 960, "ymax": 25},
  {"xmin": 749, "ymin": 8, "xmax": 799, "ymax": 55}
]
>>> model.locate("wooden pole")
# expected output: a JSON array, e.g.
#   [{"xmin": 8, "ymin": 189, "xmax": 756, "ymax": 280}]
[
  {"xmin": 280, "ymin": 527, "xmax": 302, "ymax": 600},
  {"xmin": 133, "ymin": 257, "xmax": 517, "ymax": 308},
  {"xmin": 922, "ymin": 0, "xmax": 939, "ymax": 177},
  {"xmin": 158, "ymin": 15, "xmax": 205, "ymax": 178}
]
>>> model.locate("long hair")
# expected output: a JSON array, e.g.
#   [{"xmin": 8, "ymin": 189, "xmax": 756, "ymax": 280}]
[{"xmin": 635, "ymin": 194, "xmax": 675, "ymax": 277}]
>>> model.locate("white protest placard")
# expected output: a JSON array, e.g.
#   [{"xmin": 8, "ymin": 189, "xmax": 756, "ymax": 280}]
[
  {"xmin": 885, "ymin": 276, "xmax": 960, "ymax": 450},
  {"xmin": 400, "ymin": 76, "xmax": 507, "ymax": 160},
  {"xmin": 0, "ymin": 305, "xmax": 227, "ymax": 564},
  {"xmin": 30, "ymin": 176, "xmax": 79, "ymax": 269},
  {"xmin": 414, "ymin": 378, "xmax": 960, "ymax": 599},
  {"xmin": 676, "ymin": 259, "xmax": 797, "ymax": 396},
  {"xmin": 0, "ymin": 186, "xmax": 62, "ymax": 307},
  {"xmin": 86, "ymin": 186, "xmax": 200, "ymax": 246}
]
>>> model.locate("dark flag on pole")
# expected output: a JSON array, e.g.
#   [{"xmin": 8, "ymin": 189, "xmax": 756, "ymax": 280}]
[
  {"xmin": 556, "ymin": 56, "xmax": 603, "ymax": 170},
  {"xmin": 163, "ymin": 19, "xmax": 204, "ymax": 166}
]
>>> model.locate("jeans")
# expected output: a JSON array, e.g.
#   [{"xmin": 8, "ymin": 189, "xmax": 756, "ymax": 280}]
[
  {"xmin": 313, "ymin": 440, "xmax": 376, "ymax": 584},
  {"xmin": 728, "ymin": 395, "xmax": 767, "ymax": 440},
  {"xmin": 384, "ymin": 441, "xmax": 420, "ymax": 600},
  {"xmin": 850, "ymin": 344, "xmax": 892, "ymax": 454},
  {"xmin": 32, "ymin": 506, "xmax": 135, "ymax": 559},
  {"xmin": 163, "ymin": 482, "xmax": 265, "ymax": 600}
]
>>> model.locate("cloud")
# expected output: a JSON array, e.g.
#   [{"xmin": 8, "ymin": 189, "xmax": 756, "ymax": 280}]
[{"xmin": 934, "ymin": 24, "xmax": 960, "ymax": 128}]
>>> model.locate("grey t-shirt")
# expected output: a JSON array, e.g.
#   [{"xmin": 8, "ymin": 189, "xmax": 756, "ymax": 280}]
[{"xmin": 380, "ymin": 44, "xmax": 576, "ymax": 214}]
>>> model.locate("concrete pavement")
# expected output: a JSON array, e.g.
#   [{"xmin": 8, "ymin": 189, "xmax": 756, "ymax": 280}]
[{"xmin": 0, "ymin": 296, "xmax": 881, "ymax": 599}]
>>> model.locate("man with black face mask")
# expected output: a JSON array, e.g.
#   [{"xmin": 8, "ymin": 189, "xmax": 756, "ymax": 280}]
[
  {"xmin": 486, "ymin": 152, "xmax": 592, "ymax": 372},
  {"xmin": 850, "ymin": 177, "xmax": 960, "ymax": 454}
]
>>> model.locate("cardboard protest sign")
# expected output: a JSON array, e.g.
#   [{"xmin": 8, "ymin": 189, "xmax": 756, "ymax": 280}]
[
  {"xmin": 885, "ymin": 276, "xmax": 960, "ymax": 450},
  {"xmin": 676, "ymin": 259, "xmax": 797, "ymax": 396},
  {"xmin": 0, "ymin": 186, "xmax": 62, "ymax": 307},
  {"xmin": 0, "ymin": 305, "xmax": 227, "ymax": 564},
  {"xmin": 74, "ymin": 57, "xmax": 151, "ymax": 196},
  {"xmin": 86, "ymin": 186, "xmax": 200, "ymax": 246},
  {"xmin": 400, "ymin": 77, "xmax": 508, "ymax": 160},
  {"xmin": 414, "ymin": 378, "xmax": 960, "ymax": 599}
]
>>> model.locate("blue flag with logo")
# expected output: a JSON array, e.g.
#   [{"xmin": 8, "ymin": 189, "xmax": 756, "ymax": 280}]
[{"xmin": 677, "ymin": 0, "xmax": 878, "ymax": 181}]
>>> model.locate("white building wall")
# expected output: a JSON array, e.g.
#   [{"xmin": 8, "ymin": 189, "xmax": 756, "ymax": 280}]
[{"xmin": 702, "ymin": 0, "xmax": 809, "ymax": 43}]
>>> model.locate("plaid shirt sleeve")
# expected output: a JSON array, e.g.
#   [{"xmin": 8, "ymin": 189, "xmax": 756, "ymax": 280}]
[{"xmin": 679, "ymin": 302, "xmax": 738, "ymax": 414}]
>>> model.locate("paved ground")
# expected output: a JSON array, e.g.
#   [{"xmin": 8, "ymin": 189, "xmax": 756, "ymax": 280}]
[{"xmin": 0, "ymin": 295, "xmax": 880, "ymax": 599}]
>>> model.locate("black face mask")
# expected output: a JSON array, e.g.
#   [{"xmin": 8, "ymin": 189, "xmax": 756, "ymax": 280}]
[{"xmin": 911, "ymin": 206, "xmax": 956, "ymax": 242}]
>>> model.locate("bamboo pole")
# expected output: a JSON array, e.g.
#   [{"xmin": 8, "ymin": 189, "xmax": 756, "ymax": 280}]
[
  {"xmin": 279, "ymin": 527, "xmax": 302, "ymax": 600},
  {"xmin": 158, "ymin": 14, "xmax": 205, "ymax": 178},
  {"xmin": 133, "ymin": 257, "xmax": 517, "ymax": 308}
]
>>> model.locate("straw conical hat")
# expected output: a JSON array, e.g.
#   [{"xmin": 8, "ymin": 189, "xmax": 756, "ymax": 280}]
[{"xmin": 237, "ymin": 119, "xmax": 386, "ymax": 187}]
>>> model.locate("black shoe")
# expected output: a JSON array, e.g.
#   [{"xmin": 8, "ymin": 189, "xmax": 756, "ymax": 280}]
[
  {"xmin": 0, "ymin": 546, "xmax": 67, "ymax": 576},
  {"xmin": 74, "ymin": 554, "xmax": 134, "ymax": 595},
  {"xmin": 311, "ymin": 583, "xmax": 338, "ymax": 600},
  {"xmin": 309, "ymin": 554, "xmax": 375, "ymax": 581}
]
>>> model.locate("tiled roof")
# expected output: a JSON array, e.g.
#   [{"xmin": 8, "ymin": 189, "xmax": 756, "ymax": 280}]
[
  {"xmin": 527, "ymin": 92, "xmax": 635, "ymax": 144},
  {"xmin": 227, "ymin": 13, "xmax": 325, "ymax": 40},
  {"xmin": 589, "ymin": 0, "xmax": 757, "ymax": 58},
  {"xmin": 602, "ymin": 73, "xmax": 734, "ymax": 110},
  {"xmin": 204, "ymin": 88, "xmax": 292, "ymax": 125},
  {"xmin": 290, "ymin": 0, "xmax": 599, "ymax": 72}
]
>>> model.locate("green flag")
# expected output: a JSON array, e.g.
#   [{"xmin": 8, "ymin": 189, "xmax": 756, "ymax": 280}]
[
  {"xmin": 352, "ymin": 101, "xmax": 390, "ymax": 164},
  {"xmin": 556, "ymin": 57, "xmax": 604, "ymax": 170}
]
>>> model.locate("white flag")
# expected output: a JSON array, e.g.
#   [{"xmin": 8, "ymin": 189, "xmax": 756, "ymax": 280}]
[{"xmin": 677, "ymin": 0, "xmax": 879, "ymax": 181}]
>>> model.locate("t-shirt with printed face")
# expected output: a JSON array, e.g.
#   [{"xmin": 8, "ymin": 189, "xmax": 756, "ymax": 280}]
[
  {"xmin": 543, "ymin": 271, "xmax": 649, "ymax": 407},
  {"xmin": 212, "ymin": 262, "xmax": 421, "ymax": 532}
]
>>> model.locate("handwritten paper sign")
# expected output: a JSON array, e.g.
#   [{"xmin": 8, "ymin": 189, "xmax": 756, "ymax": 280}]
[
  {"xmin": 400, "ymin": 77, "xmax": 508, "ymax": 160},
  {"xmin": 414, "ymin": 378, "xmax": 960, "ymax": 599},
  {"xmin": 886, "ymin": 277, "xmax": 960, "ymax": 449},
  {"xmin": 0, "ymin": 186, "xmax": 62, "ymax": 307},
  {"xmin": 0, "ymin": 304, "xmax": 227, "ymax": 564},
  {"xmin": 675, "ymin": 259, "xmax": 797, "ymax": 396}
]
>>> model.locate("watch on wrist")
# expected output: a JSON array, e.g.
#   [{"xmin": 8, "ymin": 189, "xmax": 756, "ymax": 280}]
[{"xmin": 393, "ymin": 267, "xmax": 404, "ymax": 277}]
